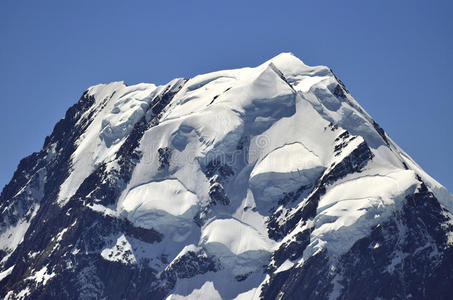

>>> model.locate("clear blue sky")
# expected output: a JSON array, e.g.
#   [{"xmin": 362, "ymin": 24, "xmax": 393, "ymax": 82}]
[{"xmin": 1, "ymin": 0, "xmax": 452, "ymax": 192}]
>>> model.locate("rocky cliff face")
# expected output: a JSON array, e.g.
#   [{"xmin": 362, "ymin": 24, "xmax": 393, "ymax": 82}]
[{"xmin": 0, "ymin": 53, "xmax": 452, "ymax": 300}]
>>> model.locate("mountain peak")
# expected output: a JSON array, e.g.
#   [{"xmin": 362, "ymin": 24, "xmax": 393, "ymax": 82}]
[
  {"xmin": 0, "ymin": 55, "xmax": 452, "ymax": 300},
  {"xmin": 264, "ymin": 52, "xmax": 311, "ymax": 75}
]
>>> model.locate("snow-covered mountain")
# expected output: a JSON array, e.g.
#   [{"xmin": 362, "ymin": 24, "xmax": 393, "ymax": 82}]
[{"xmin": 1, "ymin": 53, "xmax": 452, "ymax": 299}]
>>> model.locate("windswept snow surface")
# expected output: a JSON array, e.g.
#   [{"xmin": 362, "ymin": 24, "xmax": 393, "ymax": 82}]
[
  {"xmin": 304, "ymin": 169, "xmax": 418, "ymax": 259},
  {"xmin": 250, "ymin": 142, "xmax": 325, "ymax": 202},
  {"xmin": 31, "ymin": 52, "xmax": 452, "ymax": 299},
  {"xmin": 120, "ymin": 179, "xmax": 199, "ymax": 241}
]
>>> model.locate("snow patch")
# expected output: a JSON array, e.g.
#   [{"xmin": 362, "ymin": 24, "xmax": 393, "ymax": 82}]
[
  {"xmin": 0, "ymin": 204, "xmax": 39, "ymax": 263},
  {"xmin": 0, "ymin": 265, "xmax": 14, "ymax": 282},
  {"xmin": 166, "ymin": 281, "xmax": 222, "ymax": 300},
  {"xmin": 101, "ymin": 234, "xmax": 136, "ymax": 265},
  {"xmin": 233, "ymin": 288, "xmax": 259, "ymax": 300},
  {"xmin": 27, "ymin": 265, "xmax": 56, "ymax": 286},
  {"xmin": 274, "ymin": 259, "xmax": 294, "ymax": 274}
]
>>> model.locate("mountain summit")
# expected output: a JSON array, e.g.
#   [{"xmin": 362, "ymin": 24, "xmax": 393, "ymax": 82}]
[{"xmin": 1, "ymin": 53, "xmax": 452, "ymax": 299}]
